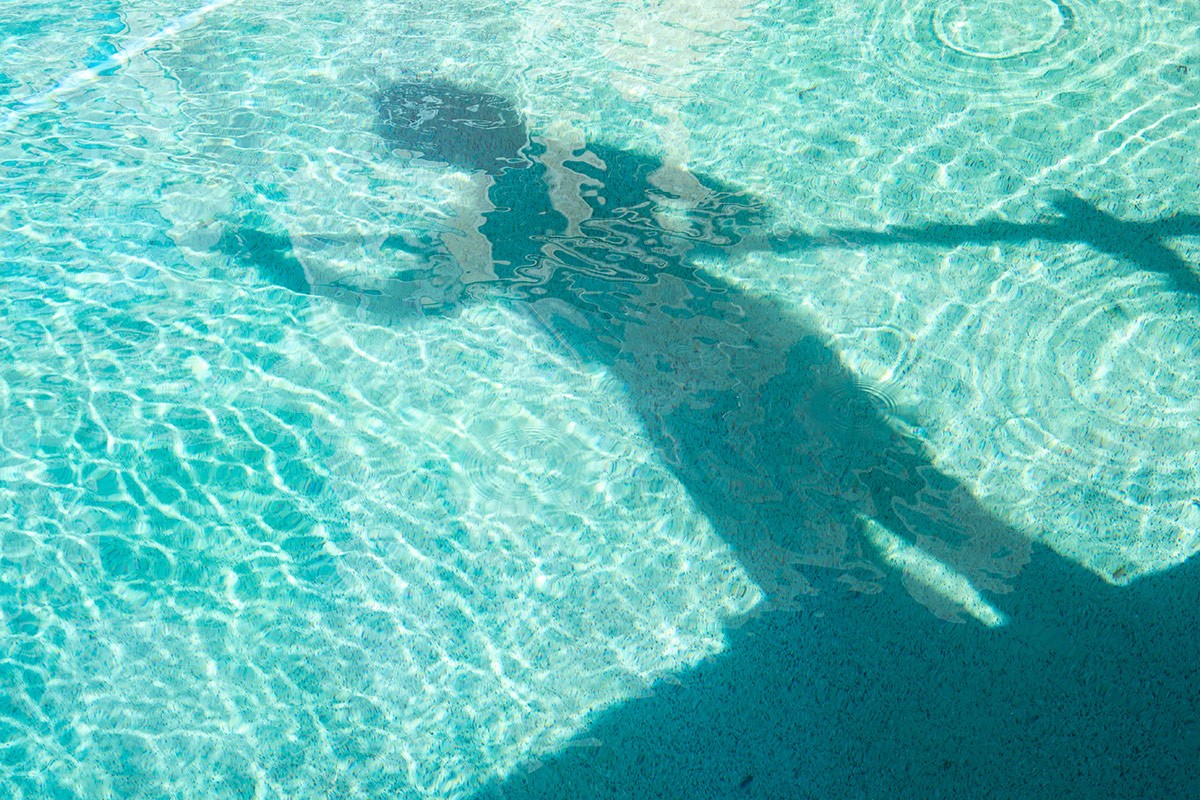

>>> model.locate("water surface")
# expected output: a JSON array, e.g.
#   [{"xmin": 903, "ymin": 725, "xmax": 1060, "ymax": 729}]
[{"xmin": 1, "ymin": 0, "xmax": 1198, "ymax": 796}]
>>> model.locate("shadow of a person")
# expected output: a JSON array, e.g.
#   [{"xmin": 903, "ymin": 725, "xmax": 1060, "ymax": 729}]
[
  {"xmin": 219, "ymin": 79, "xmax": 1030, "ymax": 623},
  {"xmin": 771, "ymin": 192, "xmax": 1200, "ymax": 297}
]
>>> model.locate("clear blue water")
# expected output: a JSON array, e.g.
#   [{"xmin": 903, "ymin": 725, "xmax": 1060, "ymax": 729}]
[{"xmin": 2, "ymin": 0, "xmax": 1199, "ymax": 797}]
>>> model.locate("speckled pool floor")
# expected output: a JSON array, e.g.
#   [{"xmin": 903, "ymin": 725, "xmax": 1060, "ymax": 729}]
[{"xmin": 1, "ymin": 0, "xmax": 1198, "ymax": 797}]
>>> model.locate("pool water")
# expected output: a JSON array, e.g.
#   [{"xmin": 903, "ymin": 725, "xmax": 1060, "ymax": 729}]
[{"xmin": 1, "ymin": 0, "xmax": 1198, "ymax": 797}]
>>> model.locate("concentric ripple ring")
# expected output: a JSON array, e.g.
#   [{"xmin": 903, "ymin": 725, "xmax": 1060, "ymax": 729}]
[
  {"xmin": 932, "ymin": 0, "xmax": 1074, "ymax": 60},
  {"xmin": 860, "ymin": 0, "xmax": 1149, "ymax": 98}
]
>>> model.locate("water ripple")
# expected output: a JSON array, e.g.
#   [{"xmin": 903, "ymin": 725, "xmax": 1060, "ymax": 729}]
[
  {"xmin": 821, "ymin": 376, "xmax": 902, "ymax": 436},
  {"xmin": 862, "ymin": 0, "xmax": 1148, "ymax": 98},
  {"xmin": 456, "ymin": 417, "xmax": 598, "ymax": 506},
  {"xmin": 978, "ymin": 257, "xmax": 1200, "ymax": 582}
]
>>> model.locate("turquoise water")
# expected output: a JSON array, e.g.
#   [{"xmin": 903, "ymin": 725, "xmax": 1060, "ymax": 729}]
[{"xmin": 1, "ymin": 0, "xmax": 1199, "ymax": 797}]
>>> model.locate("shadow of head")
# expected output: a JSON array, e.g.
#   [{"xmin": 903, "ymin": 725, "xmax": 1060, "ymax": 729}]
[{"xmin": 376, "ymin": 80, "xmax": 532, "ymax": 176}]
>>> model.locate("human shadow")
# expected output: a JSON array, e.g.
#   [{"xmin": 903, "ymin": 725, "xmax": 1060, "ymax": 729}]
[
  {"xmin": 212, "ymin": 78, "xmax": 1200, "ymax": 798},
  {"xmin": 770, "ymin": 193, "xmax": 1200, "ymax": 297},
  {"xmin": 217, "ymin": 80, "xmax": 1032, "ymax": 627}
]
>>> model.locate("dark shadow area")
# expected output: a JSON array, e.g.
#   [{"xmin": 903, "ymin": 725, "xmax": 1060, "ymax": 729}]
[
  {"xmin": 213, "ymin": 80, "xmax": 1199, "ymax": 797},
  {"xmin": 476, "ymin": 544, "xmax": 1200, "ymax": 800}
]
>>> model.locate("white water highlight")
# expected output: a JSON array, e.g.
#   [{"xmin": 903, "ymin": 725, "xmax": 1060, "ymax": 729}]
[{"xmin": 1, "ymin": 0, "xmax": 241, "ymax": 132}]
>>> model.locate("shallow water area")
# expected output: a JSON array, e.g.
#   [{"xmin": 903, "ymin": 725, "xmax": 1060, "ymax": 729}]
[{"xmin": 1, "ymin": 0, "xmax": 1199, "ymax": 797}]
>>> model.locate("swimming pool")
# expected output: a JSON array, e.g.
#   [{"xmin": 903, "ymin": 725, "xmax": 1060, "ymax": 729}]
[{"xmin": 2, "ymin": 0, "xmax": 1198, "ymax": 797}]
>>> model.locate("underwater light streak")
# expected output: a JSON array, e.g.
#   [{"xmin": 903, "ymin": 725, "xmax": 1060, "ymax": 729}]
[
  {"xmin": 858, "ymin": 514, "xmax": 1007, "ymax": 628},
  {"xmin": 1, "ymin": 0, "xmax": 240, "ymax": 132}
]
